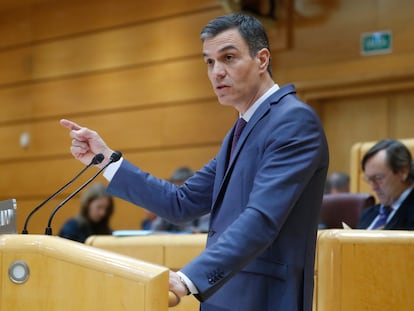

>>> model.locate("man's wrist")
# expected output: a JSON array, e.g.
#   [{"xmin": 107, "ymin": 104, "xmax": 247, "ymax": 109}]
[
  {"xmin": 103, "ymin": 157, "xmax": 123, "ymax": 181},
  {"xmin": 176, "ymin": 271, "xmax": 198, "ymax": 295},
  {"xmin": 179, "ymin": 276, "xmax": 191, "ymax": 295}
]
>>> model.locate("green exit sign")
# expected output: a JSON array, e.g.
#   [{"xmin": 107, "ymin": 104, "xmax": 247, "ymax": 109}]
[{"xmin": 361, "ymin": 30, "xmax": 392, "ymax": 56}]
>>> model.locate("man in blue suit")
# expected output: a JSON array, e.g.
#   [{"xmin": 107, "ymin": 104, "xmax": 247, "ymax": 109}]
[
  {"xmin": 61, "ymin": 13, "xmax": 329, "ymax": 311},
  {"xmin": 358, "ymin": 139, "xmax": 414, "ymax": 230}
]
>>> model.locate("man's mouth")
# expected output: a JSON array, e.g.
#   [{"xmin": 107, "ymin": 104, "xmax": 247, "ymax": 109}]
[{"xmin": 216, "ymin": 84, "xmax": 230, "ymax": 92}]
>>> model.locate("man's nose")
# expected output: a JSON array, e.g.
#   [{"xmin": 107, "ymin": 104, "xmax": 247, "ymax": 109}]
[
  {"xmin": 370, "ymin": 182, "xmax": 380, "ymax": 192},
  {"xmin": 211, "ymin": 62, "xmax": 225, "ymax": 78}
]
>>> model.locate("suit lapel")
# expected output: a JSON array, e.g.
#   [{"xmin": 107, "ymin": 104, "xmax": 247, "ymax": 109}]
[
  {"xmin": 226, "ymin": 84, "xmax": 297, "ymax": 174},
  {"xmin": 212, "ymin": 131, "xmax": 232, "ymax": 200},
  {"xmin": 210, "ymin": 84, "xmax": 297, "ymax": 216},
  {"xmin": 385, "ymin": 188, "xmax": 414, "ymax": 229},
  {"xmin": 362, "ymin": 205, "xmax": 380, "ymax": 228}
]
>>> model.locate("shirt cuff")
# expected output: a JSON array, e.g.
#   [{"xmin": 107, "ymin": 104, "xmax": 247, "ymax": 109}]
[
  {"xmin": 103, "ymin": 157, "xmax": 124, "ymax": 181},
  {"xmin": 176, "ymin": 271, "xmax": 198, "ymax": 294}
]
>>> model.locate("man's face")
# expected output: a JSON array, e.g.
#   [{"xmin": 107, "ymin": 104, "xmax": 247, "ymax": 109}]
[
  {"xmin": 202, "ymin": 29, "xmax": 266, "ymax": 113},
  {"xmin": 364, "ymin": 149, "xmax": 409, "ymax": 206}
]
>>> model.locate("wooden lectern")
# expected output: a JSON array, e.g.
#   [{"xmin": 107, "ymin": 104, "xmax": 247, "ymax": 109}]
[
  {"xmin": 0, "ymin": 234, "xmax": 170, "ymax": 310},
  {"xmin": 88, "ymin": 230, "xmax": 414, "ymax": 311},
  {"xmin": 315, "ymin": 229, "xmax": 414, "ymax": 311},
  {"xmin": 86, "ymin": 234, "xmax": 207, "ymax": 311}
]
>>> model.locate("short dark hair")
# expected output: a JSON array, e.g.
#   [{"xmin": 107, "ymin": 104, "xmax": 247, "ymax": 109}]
[
  {"xmin": 362, "ymin": 139, "xmax": 414, "ymax": 182},
  {"xmin": 200, "ymin": 13, "xmax": 272, "ymax": 77},
  {"xmin": 325, "ymin": 172, "xmax": 350, "ymax": 193}
]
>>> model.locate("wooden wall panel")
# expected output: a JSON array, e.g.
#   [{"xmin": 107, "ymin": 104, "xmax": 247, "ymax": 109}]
[
  {"xmin": 378, "ymin": 0, "xmax": 414, "ymax": 53},
  {"xmin": 389, "ymin": 90, "xmax": 414, "ymax": 138},
  {"xmin": 0, "ymin": 58, "xmax": 216, "ymax": 123},
  {"xmin": 1, "ymin": 145, "xmax": 223, "ymax": 199},
  {"xmin": 320, "ymin": 95, "xmax": 389, "ymax": 174},
  {"xmin": 0, "ymin": 9, "xmax": 222, "ymax": 86},
  {"xmin": 0, "ymin": 0, "xmax": 218, "ymax": 49},
  {"xmin": 0, "ymin": 48, "xmax": 31, "ymax": 86},
  {"xmin": 276, "ymin": 0, "xmax": 414, "ymax": 70},
  {"xmin": 125, "ymin": 146, "xmax": 223, "ymax": 180},
  {"xmin": 0, "ymin": 99, "xmax": 234, "ymax": 160},
  {"xmin": 0, "ymin": 158, "xmax": 98, "ymax": 197},
  {"xmin": 279, "ymin": 53, "xmax": 414, "ymax": 98},
  {"xmin": 31, "ymin": 0, "xmax": 218, "ymax": 43},
  {"xmin": 0, "ymin": 5, "xmax": 31, "ymax": 48},
  {"xmin": 313, "ymin": 88, "xmax": 414, "ymax": 176}
]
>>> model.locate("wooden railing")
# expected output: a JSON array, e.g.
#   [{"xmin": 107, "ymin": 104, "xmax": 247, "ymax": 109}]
[{"xmin": 88, "ymin": 230, "xmax": 414, "ymax": 311}]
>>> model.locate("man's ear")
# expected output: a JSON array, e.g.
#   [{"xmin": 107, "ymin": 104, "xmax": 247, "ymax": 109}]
[
  {"xmin": 256, "ymin": 48, "xmax": 271, "ymax": 73},
  {"xmin": 400, "ymin": 166, "xmax": 410, "ymax": 181}
]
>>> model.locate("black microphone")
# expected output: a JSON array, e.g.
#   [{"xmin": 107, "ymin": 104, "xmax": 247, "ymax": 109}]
[
  {"xmin": 45, "ymin": 151, "xmax": 122, "ymax": 235},
  {"xmin": 22, "ymin": 153, "xmax": 104, "ymax": 234}
]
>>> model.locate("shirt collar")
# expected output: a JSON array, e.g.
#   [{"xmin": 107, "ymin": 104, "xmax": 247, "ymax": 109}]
[
  {"xmin": 240, "ymin": 84, "xmax": 279, "ymax": 122},
  {"xmin": 390, "ymin": 186, "xmax": 414, "ymax": 211}
]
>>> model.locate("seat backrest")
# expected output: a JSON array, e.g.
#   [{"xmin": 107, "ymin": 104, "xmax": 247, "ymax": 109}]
[{"xmin": 320, "ymin": 193, "xmax": 375, "ymax": 229}]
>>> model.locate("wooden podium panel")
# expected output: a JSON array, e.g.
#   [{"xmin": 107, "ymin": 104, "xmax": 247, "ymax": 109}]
[
  {"xmin": 0, "ymin": 234, "xmax": 169, "ymax": 311},
  {"xmin": 86, "ymin": 234, "xmax": 206, "ymax": 270},
  {"xmin": 87, "ymin": 234, "xmax": 207, "ymax": 311},
  {"xmin": 315, "ymin": 230, "xmax": 414, "ymax": 311},
  {"xmin": 86, "ymin": 234, "xmax": 166, "ymax": 265}
]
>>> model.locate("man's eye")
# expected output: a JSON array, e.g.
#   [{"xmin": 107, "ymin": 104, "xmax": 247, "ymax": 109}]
[
  {"xmin": 225, "ymin": 55, "xmax": 234, "ymax": 61},
  {"xmin": 206, "ymin": 59, "xmax": 214, "ymax": 66}
]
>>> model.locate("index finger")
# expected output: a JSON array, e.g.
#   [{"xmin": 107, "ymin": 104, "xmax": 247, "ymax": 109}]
[{"xmin": 60, "ymin": 119, "xmax": 82, "ymax": 131}]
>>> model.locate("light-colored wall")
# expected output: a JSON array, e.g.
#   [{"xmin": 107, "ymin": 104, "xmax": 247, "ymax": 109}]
[{"xmin": 1, "ymin": 0, "xmax": 414, "ymax": 233}]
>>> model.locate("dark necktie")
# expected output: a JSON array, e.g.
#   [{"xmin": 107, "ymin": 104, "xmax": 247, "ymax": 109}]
[
  {"xmin": 230, "ymin": 118, "xmax": 247, "ymax": 158},
  {"xmin": 371, "ymin": 205, "xmax": 392, "ymax": 230}
]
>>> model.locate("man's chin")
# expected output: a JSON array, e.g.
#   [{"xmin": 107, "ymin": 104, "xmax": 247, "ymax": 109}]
[
  {"xmin": 216, "ymin": 96, "xmax": 234, "ymax": 107},
  {"xmin": 217, "ymin": 100, "xmax": 233, "ymax": 107},
  {"xmin": 378, "ymin": 198, "xmax": 389, "ymax": 206}
]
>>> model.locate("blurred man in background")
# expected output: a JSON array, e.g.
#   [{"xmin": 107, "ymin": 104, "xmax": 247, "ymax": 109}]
[{"xmin": 358, "ymin": 139, "xmax": 414, "ymax": 230}]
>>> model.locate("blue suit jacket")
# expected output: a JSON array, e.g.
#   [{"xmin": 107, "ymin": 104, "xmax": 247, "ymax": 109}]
[
  {"xmin": 358, "ymin": 188, "xmax": 414, "ymax": 230},
  {"xmin": 107, "ymin": 84, "xmax": 329, "ymax": 311}
]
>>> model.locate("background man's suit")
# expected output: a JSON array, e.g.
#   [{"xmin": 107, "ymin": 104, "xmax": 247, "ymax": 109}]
[
  {"xmin": 107, "ymin": 84, "xmax": 329, "ymax": 311},
  {"xmin": 358, "ymin": 188, "xmax": 414, "ymax": 230}
]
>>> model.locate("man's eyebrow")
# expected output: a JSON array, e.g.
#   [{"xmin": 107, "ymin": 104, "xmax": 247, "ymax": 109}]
[{"xmin": 203, "ymin": 44, "xmax": 239, "ymax": 57}]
